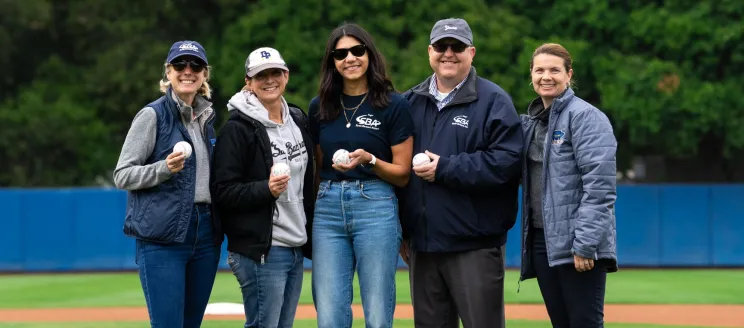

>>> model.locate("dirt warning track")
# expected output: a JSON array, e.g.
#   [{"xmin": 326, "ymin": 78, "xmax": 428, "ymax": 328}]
[{"xmin": 0, "ymin": 304, "xmax": 743, "ymax": 327}]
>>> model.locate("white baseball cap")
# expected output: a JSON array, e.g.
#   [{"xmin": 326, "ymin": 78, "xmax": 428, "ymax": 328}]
[{"xmin": 245, "ymin": 47, "xmax": 288, "ymax": 77}]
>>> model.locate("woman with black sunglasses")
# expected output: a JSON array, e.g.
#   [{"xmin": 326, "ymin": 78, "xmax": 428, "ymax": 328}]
[
  {"xmin": 114, "ymin": 40, "xmax": 222, "ymax": 327},
  {"xmin": 307, "ymin": 23, "xmax": 415, "ymax": 328}
]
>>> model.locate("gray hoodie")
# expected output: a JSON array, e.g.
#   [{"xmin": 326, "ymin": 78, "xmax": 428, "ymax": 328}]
[
  {"xmin": 227, "ymin": 91, "xmax": 309, "ymax": 248},
  {"xmin": 114, "ymin": 91, "xmax": 212, "ymax": 204}
]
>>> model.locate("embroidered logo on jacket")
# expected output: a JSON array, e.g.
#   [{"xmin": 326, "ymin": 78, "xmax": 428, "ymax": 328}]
[
  {"xmin": 452, "ymin": 115, "xmax": 469, "ymax": 128},
  {"xmin": 355, "ymin": 114, "xmax": 382, "ymax": 130},
  {"xmin": 552, "ymin": 130, "xmax": 565, "ymax": 145}
]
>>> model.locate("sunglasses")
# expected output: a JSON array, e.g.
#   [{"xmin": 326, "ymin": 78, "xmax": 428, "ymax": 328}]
[
  {"xmin": 170, "ymin": 59, "xmax": 206, "ymax": 73},
  {"xmin": 431, "ymin": 42, "xmax": 469, "ymax": 53},
  {"xmin": 331, "ymin": 44, "xmax": 367, "ymax": 61}
]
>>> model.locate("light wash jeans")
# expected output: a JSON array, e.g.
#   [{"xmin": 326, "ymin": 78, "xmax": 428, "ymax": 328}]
[
  {"xmin": 227, "ymin": 246, "xmax": 304, "ymax": 328},
  {"xmin": 312, "ymin": 179, "xmax": 402, "ymax": 328}
]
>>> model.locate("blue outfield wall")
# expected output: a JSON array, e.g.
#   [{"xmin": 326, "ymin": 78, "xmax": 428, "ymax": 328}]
[{"xmin": 0, "ymin": 185, "xmax": 743, "ymax": 272}]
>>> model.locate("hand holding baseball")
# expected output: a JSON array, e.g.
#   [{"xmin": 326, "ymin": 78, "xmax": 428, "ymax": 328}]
[
  {"xmin": 166, "ymin": 152, "xmax": 186, "ymax": 173},
  {"xmin": 412, "ymin": 151, "xmax": 439, "ymax": 182},
  {"xmin": 333, "ymin": 149, "xmax": 371, "ymax": 172},
  {"xmin": 269, "ymin": 174, "xmax": 290, "ymax": 198}
]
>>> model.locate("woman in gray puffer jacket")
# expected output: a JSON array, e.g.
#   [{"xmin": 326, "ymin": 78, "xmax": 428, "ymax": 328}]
[{"xmin": 519, "ymin": 43, "xmax": 618, "ymax": 328}]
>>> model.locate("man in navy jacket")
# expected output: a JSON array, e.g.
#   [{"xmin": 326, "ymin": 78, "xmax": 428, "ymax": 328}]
[{"xmin": 399, "ymin": 18, "xmax": 524, "ymax": 328}]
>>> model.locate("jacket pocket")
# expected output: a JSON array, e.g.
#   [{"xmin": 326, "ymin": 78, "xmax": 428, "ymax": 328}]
[
  {"xmin": 134, "ymin": 183, "xmax": 184, "ymax": 243},
  {"xmin": 430, "ymin": 188, "xmax": 479, "ymax": 237}
]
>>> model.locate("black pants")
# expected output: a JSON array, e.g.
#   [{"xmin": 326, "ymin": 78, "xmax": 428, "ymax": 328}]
[
  {"xmin": 409, "ymin": 245, "xmax": 505, "ymax": 328},
  {"xmin": 532, "ymin": 228, "xmax": 607, "ymax": 328}
]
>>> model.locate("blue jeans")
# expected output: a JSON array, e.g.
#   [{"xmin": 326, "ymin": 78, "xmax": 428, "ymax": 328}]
[
  {"xmin": 312, "ymin": 179, "xmax": 402, "ymax": 328},
  {"xmin": 228, "ymin": 247, "xmax": 304, "ymax": 328},
  {"xmin": 135, "ymin": 204, "xmax": 220, "ymax": 328}
]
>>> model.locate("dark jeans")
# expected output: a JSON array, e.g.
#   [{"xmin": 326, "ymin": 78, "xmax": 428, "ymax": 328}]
[
  {"xmin": 531, "ymin": 228, "xmax": 608, "ymax": 328},
  {"xmin": 135, "ymin": 204, "xmax": 221, "ymax": 328},
  {"xmin": 227, "ymin": 247, "xmax": 304, "ymax": 328},
  {"xmin": 409, "ymin": 245, "xmax": 506, "ymax": 328}
]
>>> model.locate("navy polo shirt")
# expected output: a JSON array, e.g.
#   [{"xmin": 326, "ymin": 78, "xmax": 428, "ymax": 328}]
[{"xmin": 308, "ymin": 92, "xmax": 414, "ymax": 181}]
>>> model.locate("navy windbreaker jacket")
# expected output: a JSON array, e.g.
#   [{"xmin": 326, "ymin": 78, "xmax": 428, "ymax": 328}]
[{"xmin": 399, "ymin": 67, "xmax": 524, "ymax": 253}]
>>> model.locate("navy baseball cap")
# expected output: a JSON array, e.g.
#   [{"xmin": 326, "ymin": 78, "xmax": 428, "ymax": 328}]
[
  {"xmin": 430, "ymin": 18, "xmax": 473, "ymax": 46},
  {"xmin": 166, "ymin": 41, "xmax": 208, "ymax": 64}
]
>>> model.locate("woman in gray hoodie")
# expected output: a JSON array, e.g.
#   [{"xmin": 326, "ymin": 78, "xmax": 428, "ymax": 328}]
[{"xmin": 211, "ymin": 47, "xmax": 315, "ymax": 328}]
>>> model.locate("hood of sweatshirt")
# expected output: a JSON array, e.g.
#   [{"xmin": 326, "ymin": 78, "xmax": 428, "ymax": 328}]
[{"xmin": 227, "ymin": 90, "xmax": 309, "ymax": 248}]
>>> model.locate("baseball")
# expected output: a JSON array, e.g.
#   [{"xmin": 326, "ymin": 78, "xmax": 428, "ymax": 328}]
[
  {"xmin": 271, "ymin": 162, "xmax": 291, "ymax": 177},
  {"xmin": 173, "ymin": 141, "xmax": 192, "ymax": 159},
  {"xmin": 412, "ymin": 153, "xmax": 431, "ymax": 167},
  {"xmin": 332, "ymin": 149, "xmax": 351, "ymax": 165}
]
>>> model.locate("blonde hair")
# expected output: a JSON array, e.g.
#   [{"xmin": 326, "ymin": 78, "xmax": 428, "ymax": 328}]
[{"xmin": 159, "ymin": 64, "xmax": 213, "ymax": 99}]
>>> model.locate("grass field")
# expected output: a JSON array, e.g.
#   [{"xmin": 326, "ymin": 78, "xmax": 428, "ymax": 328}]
[
  {"xmin": 0, "ymin": 269, "xmax": 741, "ymax": 327},
  {"xmin": 0, "ymin": 269, "xmax": 742, "ymax": 309}
]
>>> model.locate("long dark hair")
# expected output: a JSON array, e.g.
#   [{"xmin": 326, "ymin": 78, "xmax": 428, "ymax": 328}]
[{"xmin": 317, "ymin": 23, "xmax": 395, "ymax": 121}]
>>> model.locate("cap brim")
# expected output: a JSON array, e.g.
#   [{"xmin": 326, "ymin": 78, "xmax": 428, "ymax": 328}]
[
  {"xmin": 246, "ymin": 63, "xmax": 289, "ymax": 77},
  {"xmin": 168, "ymin": 53, "xmax": 208, "ymax": 65},
  {"xmin": 430, "ymin": 34, "xmax": 472, "ymax": 46},
  {"xmin": 166, "ymin": 52, "xmax": 209, "ymax": 65}
]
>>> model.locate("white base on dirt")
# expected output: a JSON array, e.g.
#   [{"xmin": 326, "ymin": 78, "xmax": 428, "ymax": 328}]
[{"xmin": 204, "ymin": 302, "xmax": 245, "ymax": 315}]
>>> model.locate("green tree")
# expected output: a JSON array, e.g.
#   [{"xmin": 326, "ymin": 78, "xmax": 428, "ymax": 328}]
[{"xmin": 2, "ymin": 0, "xmax": 743, "ymax": 186}]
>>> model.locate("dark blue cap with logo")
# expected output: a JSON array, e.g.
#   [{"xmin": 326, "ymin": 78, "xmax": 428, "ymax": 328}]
[
  {"xmin": 166, "ymin": 40, "xmax": 208, "ymax": 64},
  {"xmin": 430, "ymin": 18, "xmax": 473, "ymax": 46}
]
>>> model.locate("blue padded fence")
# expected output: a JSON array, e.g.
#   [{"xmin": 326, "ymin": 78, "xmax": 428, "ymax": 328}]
[{"xmin": 1, "ymin": 185, "xmax": 742, "ymax": 272}]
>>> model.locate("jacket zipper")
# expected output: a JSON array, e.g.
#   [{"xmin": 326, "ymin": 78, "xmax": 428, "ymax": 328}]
[
  {"xmin": 518, "ymin": 119, "xmax": 537, "ymax": 291},
  {"xmin": 201, "ymin": 110, "xmax": 216, "ymax": 243},
  {"xmin": 422, "ymin": 106, "xmax": 443, "ymax": 251},
  {"xmin": 541, "ymin": 109, "xmax": 556, "ymax": 261},
  {"xmin": 261, "ymin": 123, "xmax": 274, "ymax": 265},
  {"xmin": 419, "ymin": 97, "xmax": 469, "ymax": 251}
]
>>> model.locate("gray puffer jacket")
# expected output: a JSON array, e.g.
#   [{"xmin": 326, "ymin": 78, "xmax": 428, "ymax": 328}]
[{"xmin": 519, "ymin": 88, "xmax": 618, "ymax": 281}]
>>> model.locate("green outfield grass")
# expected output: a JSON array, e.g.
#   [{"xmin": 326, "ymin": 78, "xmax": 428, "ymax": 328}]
[
  {"xmin": 0, "ymin": 321, "xmax": 729, "ymax": 328},
  {"xmin": 0, "ymin": 269, "xmax": 741, "ymax": 309}
]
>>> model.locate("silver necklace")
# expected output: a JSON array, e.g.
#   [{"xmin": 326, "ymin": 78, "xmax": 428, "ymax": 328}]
[{"xmin": 340, "ymin": 93, "xmax": 368, "ymax": 128}]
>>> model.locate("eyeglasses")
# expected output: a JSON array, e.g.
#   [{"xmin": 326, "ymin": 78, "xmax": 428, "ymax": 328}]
[
  {"xmin": 331, "ymin": 44, "xmax": 367, "ymax": 61},
  {"xmin": 431, "ymin": 42, "xmax": 469, "ymax": 53},
  {"xmin": 170, "ymin": 59, "xmax": 206, "ymax": 73}
]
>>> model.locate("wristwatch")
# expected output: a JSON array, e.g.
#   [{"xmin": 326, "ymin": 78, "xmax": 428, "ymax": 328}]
[{"xmin": 367, "ymin": 154, "xmax": 377, "ymax": 167}]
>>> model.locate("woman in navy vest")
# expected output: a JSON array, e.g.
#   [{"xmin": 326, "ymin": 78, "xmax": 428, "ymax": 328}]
[
  {"xmin": 308, "ymin": 23, "xmax": 415, "ymax": 328},
  {"xmin": 113, "ymin": 40, "xmax": 222, "ymax": 328}
]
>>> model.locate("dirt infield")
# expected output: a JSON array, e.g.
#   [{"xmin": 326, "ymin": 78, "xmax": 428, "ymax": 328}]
[{"xmin": 0, "ymin": 304, "xmax": 743, "ymax": 327}]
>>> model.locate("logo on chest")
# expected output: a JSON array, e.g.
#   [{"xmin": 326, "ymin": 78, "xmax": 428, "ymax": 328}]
[
  {"xmin": 271, "ymin": 140, "xmax": 307, "ymax": 161},
  {"xmin": 452, "ymin": 115, "xmax": 469, "ymax": 128},
  {"xmin": 552, "ymin": 130, "xmax": 565, "ymax": 145},
  {"xmin": 355, "ymin": 114, "xmax": 382, "ymax": 130}
]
